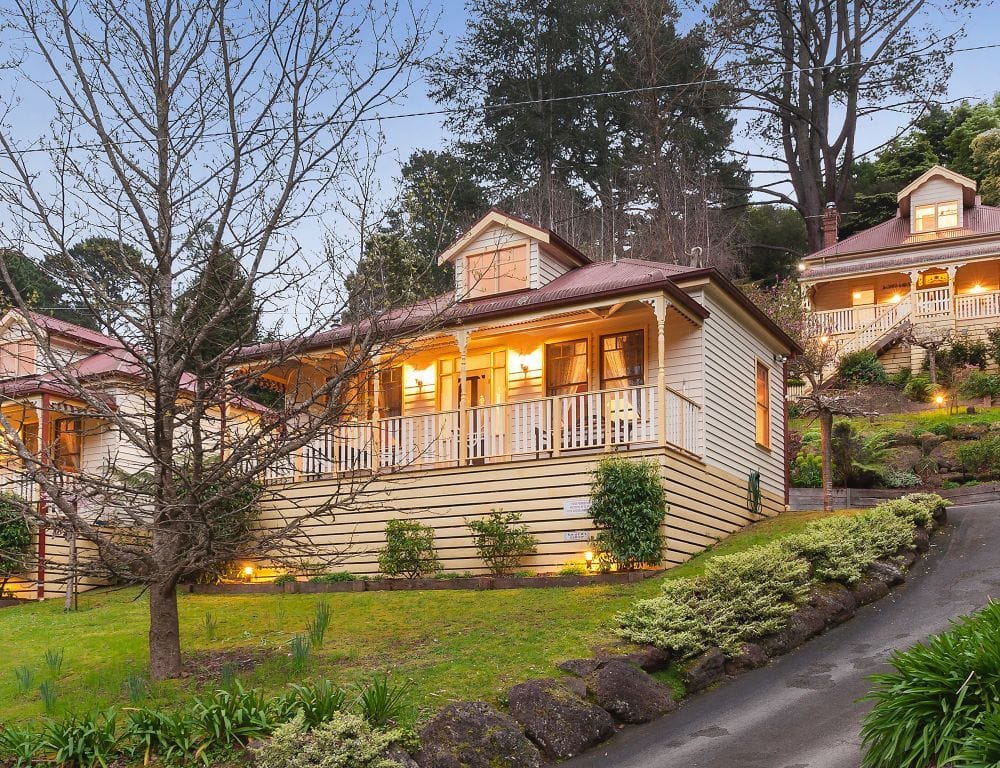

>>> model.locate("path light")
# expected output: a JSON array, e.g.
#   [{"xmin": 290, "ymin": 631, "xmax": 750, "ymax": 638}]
[
  {"xmin": 242, "ymin": 565, "xmax": 255, "ymax": 583},
  {"xmin": 584, "ymin": 550, "xmax": 594, "ymax": 571},
  {"xmin": 934, "ymin": 394, "xmax": 945, "ymax": 407}
]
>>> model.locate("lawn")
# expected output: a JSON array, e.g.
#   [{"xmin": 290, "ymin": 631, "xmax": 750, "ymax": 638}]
[{"xmin": 0, "ymin": 509, "xmax": 858, "ymax": 725}]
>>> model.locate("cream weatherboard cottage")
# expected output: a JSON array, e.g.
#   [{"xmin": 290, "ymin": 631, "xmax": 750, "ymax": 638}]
[
  {"xmin": 235, "ymin": 210, "xmax": 799, "ymax": 577},
  {"xmin": 799, "ymin": 166, "xmax": 1000, "ymax": 378},
  {"xmin": 0, "ymin": 210, "xmax": 799, "ymax": 593}
]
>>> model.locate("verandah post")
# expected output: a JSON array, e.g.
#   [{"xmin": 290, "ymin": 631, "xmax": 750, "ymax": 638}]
[
  {"xmin": 655, "ymin": 296, "xmax": 669, "ymax": 447},
  {"xmin": 371, "ymin": 353, "xmax": 381, "ymax": 474},
  {"xmin": 456, "ymin": 329, "xmax": 469, "ymax": 466}
]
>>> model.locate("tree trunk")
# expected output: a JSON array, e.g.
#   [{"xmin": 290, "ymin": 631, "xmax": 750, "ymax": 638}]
[
  {"xmin": 928, "ymin": 350, "xmax": 937, "ymax": 385},
  {"xmin": 63, "ymin": 532, "xmax": 76, "ymax": 611},
  {"xmin": 149, "ymin": 582, "xmax": 183, "ymax": 680},
  {"xmin": 820, "ymin": 409, "xmax": 834, "ymax": 512}
]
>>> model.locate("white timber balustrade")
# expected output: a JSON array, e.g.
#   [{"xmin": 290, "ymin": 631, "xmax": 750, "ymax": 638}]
[
  {"xmin": 251, "ymin": 383, "xmax": 702, "ymax": 484},
  {"xmin": 836, "ymin": 296, "xmax": 912, "ymax": 359},
  {"xmin": 956, "ymin": 290, "xmax": 1000, "ymax": 320},
  {"xmin": 913, "ymin": 287, "xmax": 951, "ymax": 317}
]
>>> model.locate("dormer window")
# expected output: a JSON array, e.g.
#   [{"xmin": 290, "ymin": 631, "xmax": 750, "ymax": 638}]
[
  {"xmin": 465, "ymin": 245, "xmax": 528, "ymax": 299},
  {"xmin": 914, "ymin": 201, "xmax": 959, "ymax": 233}
]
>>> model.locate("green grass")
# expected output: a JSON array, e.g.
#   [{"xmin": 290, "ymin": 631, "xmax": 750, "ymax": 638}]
[
  {"xmin": 791, "ymin": 406, "xmax": 1000, "ymax": 438},
  {"xmin": 0, "ymin": 510, "xmax": 857, "ymax": 725}
]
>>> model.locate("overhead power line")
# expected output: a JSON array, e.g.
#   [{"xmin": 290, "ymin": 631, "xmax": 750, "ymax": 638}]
[{"xmin": 4, "ymin": 41, "xmax": 1000, "ymax": 157}]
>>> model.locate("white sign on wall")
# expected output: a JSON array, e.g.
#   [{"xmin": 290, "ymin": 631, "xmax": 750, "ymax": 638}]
[
  {"xmin": 563, "ymin": 498, "xmax": 592, "ymax": 517},
  {"xmin": 564, "ymin": 531, "xmax": 589, "ymax": 542}
]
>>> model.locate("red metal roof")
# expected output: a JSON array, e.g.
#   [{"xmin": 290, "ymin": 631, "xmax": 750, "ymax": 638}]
[
  {"xmin": 807, "ymin": 205, "xmax": 1000, "ymax": 261},
  {"xmin": 26, "ymin": 311, "xmax": 123, "ymax": 349}
]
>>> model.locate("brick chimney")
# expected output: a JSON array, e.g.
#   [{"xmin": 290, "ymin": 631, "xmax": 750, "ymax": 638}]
[{"xmin": 821, "ymin": 202, "xmax": 840, "ymax": 249}]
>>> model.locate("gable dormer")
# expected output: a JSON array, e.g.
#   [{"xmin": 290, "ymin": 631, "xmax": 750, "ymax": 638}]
[
  {"xmin": 897, "ymin": 165, "xmax": 978, "ymax": 234},
  {"xmin": 438, "ymin": 210, "xmax": 590, "ymax": 300},
  {"xmin": 0, "ymin": 311, "xmax": 37, "ymax": 378}
]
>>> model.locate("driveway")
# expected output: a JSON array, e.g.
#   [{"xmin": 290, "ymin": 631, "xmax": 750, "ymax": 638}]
[{"xmin": 566, "ymin": 503, "xmax": 1000, "ymax": 768}]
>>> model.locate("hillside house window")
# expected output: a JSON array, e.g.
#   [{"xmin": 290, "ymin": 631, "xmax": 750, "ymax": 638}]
[
  {"xmin": 0, "ymin": 337, "xmax": 35, "ymax": 377},
  {"xmin": 914, "ymin": 201, "xmax": 960, "ymax": 233},
  {"xmin": 466, "ymin": 246, "xmax": 528, "ymax": 298},
  {"xmin": 53, "ymin": 417, "xmax": 82, "ymax": 473},
  {"xmin": 600, "ymin": 331, "xmax": 645, "ymax": 390},
  {"xmin": 755, "ymin": 361, "xmax": 770, "ymax": 448},
  {"xmin": 546, "ymin": 339, "xmax": 588, "ymax": 396}
]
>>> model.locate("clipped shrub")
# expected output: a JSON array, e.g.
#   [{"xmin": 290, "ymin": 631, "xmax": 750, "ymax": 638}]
[
  {"xmin": 837, "ymin": 350, "xmax": 887, "ymax": 385},
  {"xmin": 876, "ymin": 498, "xmax": 934, "ymax": 528},
  {"xmin": 378, "ymin": 520, "xmax": 440, "ymax": 579},
  {"xmin": 310, "ymin": 571, "xmax": 357, "ymax": 583},
  {"xmin": 958, "ymin": 435, "xmax": 1000, "ymax": 477},
  {"xmin": 958, "ymin": 370, "xmax": 1000, "ymax": 401},
  {"xmin": 904, "ymin": 374, "xmax": 933, "ymax": 402},
  {"xmin": 615, "ymin": 543, "xmax": 809, "ymax": 657},
  {"xmin": 589, "ymin": 456, "xmax": 667, "ymax": 570},
  {"xmin": 254, "ymin": 712, "xmax": 410, "ymax": 768},
  {"xmin": 273, "ymin": 573, "xmax": 297, "ymax": 586},
  {"xmin": 790, "ymin": 451, "xmax": 822, "ymax": 488},
  {"xmin": 989, "ymin": 327, "xmax": 1000, "ymax": 369},
  {"xmin": 861, "ymin": 601, "xmax": 1000, "ymax": 768},
  {"xmin": 466, "ymin": 509, "xmax": 538, "ymax": 577}
]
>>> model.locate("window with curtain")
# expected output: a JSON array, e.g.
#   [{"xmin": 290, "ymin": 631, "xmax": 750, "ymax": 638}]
[
  {"xmin": 545, "ymin": 339, "xmax": 588, "ymax": 396},
  {"xmin": 379, "ymin": 366, "xmax": 403, "ymax": 417},
  {"xmin": 600, "ymin": 331, "xmax": 644, "ymax": 390},
  {"xmin": 755, "ymin": 361, "xmax": 770, "ymax": 448},
  {"xmin": 53, "ymin": 417, "xmax": 82, "ymax": 472}
]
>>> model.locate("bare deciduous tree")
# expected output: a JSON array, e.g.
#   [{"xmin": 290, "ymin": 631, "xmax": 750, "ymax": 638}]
[{"xmin": 0, "ymin": 0, "xmax": 434, "ymax": 680}]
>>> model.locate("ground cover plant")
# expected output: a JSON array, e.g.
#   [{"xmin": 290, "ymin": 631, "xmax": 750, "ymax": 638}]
[
  {"xmin": 0, "ymin": 509, "xmax": 866, "ymax": 728},
  {"xmin": 861, "ymin": 600, "xmax": 1000, "ymax": 768},
  {"xmin": 615, "ymin": 495, "xmax": 943, "ymax": 659}
]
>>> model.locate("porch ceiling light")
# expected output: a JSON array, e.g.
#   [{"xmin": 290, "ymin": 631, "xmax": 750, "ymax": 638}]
[{"xmin": 889, "ymin": 294, "xmax": 902, "ymax": 304}]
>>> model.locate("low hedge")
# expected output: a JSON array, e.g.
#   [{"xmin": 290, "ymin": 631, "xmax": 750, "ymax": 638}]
[
  {"xmin": 615, "ymin": 494, "xmax": 947, "ymax": 659},
  {"xmin": 861, "ymin": 600, "xmax": 1000, "ymax": 768}
]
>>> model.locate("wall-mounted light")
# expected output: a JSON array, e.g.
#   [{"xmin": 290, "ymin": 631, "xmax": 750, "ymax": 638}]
[
  {"xmin": 797, "ymin": 262, "xmax": 806, "ymax": 272},
  {"xmin": 889, "ymin": 294, "xmax": 902, "ymax": 304},
  {"xmin": 969, "ymin": 284, "xmax": 987, "ymax": 294},
  {"xmin": 852, "ymin": 291, "xmax": 863, "ymax": 300}
]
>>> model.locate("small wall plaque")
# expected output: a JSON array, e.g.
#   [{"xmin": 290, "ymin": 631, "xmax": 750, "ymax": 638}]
[
  {"xmin": 563, "ymin": 498, "xmax": 592, "ymax": 517},
  {"xmin": 564, "ymin": 531, "xmax": 589, "ymax": 542}
]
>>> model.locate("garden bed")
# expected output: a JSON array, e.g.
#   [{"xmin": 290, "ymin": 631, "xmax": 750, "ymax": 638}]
[{"xmin": 187, "ymin": 569, "xmax": 662, "ymax": 596}]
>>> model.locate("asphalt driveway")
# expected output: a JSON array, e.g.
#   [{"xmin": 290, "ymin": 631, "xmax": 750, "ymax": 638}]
[{"xmin": 566, "ymin": 503, "xmax": 1000, "ymax": 768}]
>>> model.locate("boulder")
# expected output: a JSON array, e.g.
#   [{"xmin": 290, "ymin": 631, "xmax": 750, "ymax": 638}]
[
  {"xmin": 385, "ymin": 746, "xmax": 420, "ymax": 768},
  {"xmin": 868, "ymin": 560, "xmax": 905, "ymax": 586},
  {"xmin": 681, "ymin": 647, "xmax": 726, "ymax": 692},
  {"xmin": 414, "ymin": 702, "xmax": 542, "ymax": 768},
  {"xmin": 586, "ymin": 660, "xmax": 676, "ymax": 724},
  {"xmin": 913, "ymin": 528, "xmax": 931, "ymax": 552},
  {"xmin": 724, "ymin": 643, "xmax": 768, "ymax": 676},
  {"xmin": 506, "ymin": 678, "xmax": 615, "ymax": 760},
  {"xmin": 558, "ymin": 658, "xmax": 602, "ymax": 678},
  {"xmin": 888, "ymin": 431, "xmax": 919, "ymax": 447},
  {"xmin": 884, "ymin": 445, "xmax": 923, "ymax": 471},
  {"xmin": 950, "ymin": 423, "xmax": 989, "ymax": 440},
  {"xmin": 620, "ymin": 645, "xmax": 672, "ymax": 673},
  {"xmin": 851, "ymin": 577, "xmax": 890, "ymax": 606},
  {"xmin": 929, "ymin": 441, "xmax": 963, "ymax": 472},
  {"xmin": 895, "ymin": 549, "xmax": 918, "ymax": 570},
  {"xmin": 760, "ymin": 605, "xmax": 827, "ymax": 656},
  {"xmin": 809, "ymin": 583, "xmax": 857, "ymax": 626},
  {"xmin": 918, "ymin": 432, "xmax": 945, "ymax": 453}
]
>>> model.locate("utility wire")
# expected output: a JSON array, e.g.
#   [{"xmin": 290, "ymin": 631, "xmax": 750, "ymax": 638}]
[{"xmin": 5, "ymin": 41, "xmax": 999, "ymax": 156}]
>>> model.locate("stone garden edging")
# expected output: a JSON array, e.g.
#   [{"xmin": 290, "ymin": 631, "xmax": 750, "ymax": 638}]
[
  {"xmin": 185, "ymin": 569, "xmax": 662, "ymax": 595},
  {"xmin": 407, "ymin": 507, "xmax": 946, "ymax": 768}
]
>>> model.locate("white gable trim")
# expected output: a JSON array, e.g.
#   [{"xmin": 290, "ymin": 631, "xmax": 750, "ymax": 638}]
[
  {"xmin": 437, "ymin": 210, "xmax": 550, "ymax": 265},
  {"xmin": 898, "ymin": 165, "xmax": 977, "ymax": 214}
]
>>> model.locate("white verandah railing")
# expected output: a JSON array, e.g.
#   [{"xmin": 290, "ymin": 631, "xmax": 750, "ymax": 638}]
[{"xmin": 261, "ymin": 384, "xmax": 701, "ymax": 484}]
